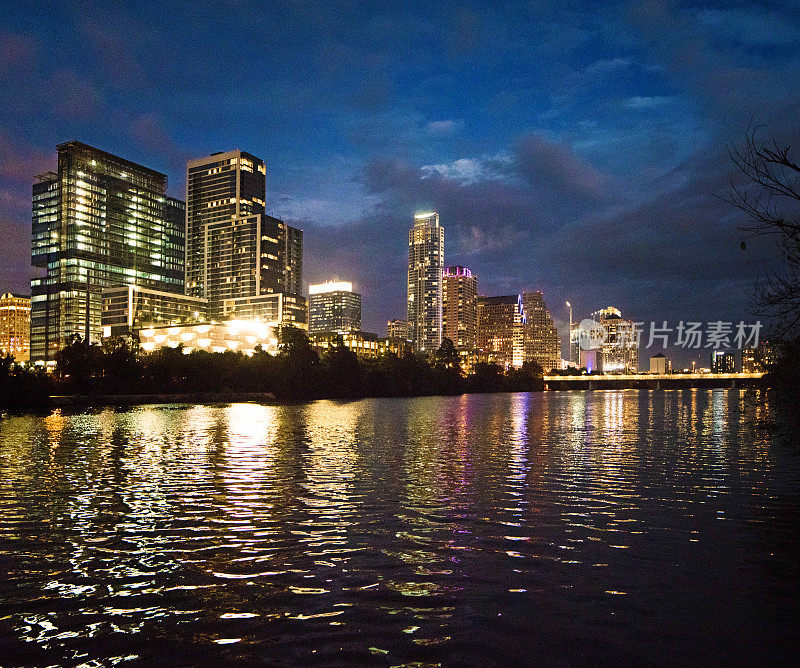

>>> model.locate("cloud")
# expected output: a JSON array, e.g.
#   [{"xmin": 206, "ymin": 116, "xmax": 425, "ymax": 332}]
[
  {"xmin": 0, "ymin": 212, "xmax": 32, "ymax": 294},
  {"xmin": 458, "ymin": 224, "xmax": 524, "ymax": 256},
  {"xmin": 512, "ymin": 134, "xmax": 607, "ymax": 200},
  {"xmin": 0, "ymin": 133, "xmax": 53, "ymax": 185},
  {"xmin": 583, "ymin": 57, "xmax": 632, "ymax": 75},
  {"xmin": 129, "ymin": 114, "xmax": 192, "ymax": 176},
  {"xmin": 80, "ymin": 15, "xmax": 149, "ymax": 90},
  {"xmin": 421, "ymin": 156, "xmax": 506, "ymax": 185},
  {"xmin": 425, "ymin": 119, "xmax": 462, "ymax": 136},
  {"xmin": 624, "ymin": 95, "xmax": 672, "ymax": 109}
]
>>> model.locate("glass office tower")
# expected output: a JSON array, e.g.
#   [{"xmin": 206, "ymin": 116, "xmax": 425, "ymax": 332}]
[
  {"xmin": 30, "ymin": 141, "xmax": 185, "ymax": 362},
  {"xmin": 308, "ymin": 281, "xmax": 362, "ymax": 334},
  {"xmin": 407, "ymin": 212, "xmax": 444, "ymax": 352},
  {"xmin": 522, "ymin": 290, "xmax": 561, "ymax": 372}
]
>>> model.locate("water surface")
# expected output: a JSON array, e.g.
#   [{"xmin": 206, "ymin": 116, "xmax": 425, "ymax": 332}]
[{"xmin": 0, "ymin": 390, "xmax": 798, "ymax": 665}]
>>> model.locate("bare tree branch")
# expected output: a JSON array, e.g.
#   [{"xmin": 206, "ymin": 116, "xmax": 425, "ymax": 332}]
[{"xmin": 721, "ymin": 124, "xmax": 800, "ymax": 341}]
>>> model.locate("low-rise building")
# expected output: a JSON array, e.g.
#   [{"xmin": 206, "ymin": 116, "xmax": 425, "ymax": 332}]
[
  {"xmin": 101, "ymin": 285, "xmax": 208, "ymax": 338},
  {"xmin": 387, "ymin": 319, "xmax": 412, "ymax": 342},
  {"xmin": 309, "ymin": 331, "xmax": 413, "ymax": 359},
  {"xmin": 649, "ymin": 353, "xmax": 668, "ymax": 374},
  {"xmin": 139, "ymin": 320, "xmax": 279, "ymax": 356}
]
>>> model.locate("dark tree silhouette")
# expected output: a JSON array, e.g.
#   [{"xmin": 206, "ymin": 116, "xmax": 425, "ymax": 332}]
[
  {"xmin": 723, "ymin": 126, "xmax": 800, "ymax": 338},
  {"xmin": 433, "ymin": 337, "xmax": 461, "ymax": 372}
]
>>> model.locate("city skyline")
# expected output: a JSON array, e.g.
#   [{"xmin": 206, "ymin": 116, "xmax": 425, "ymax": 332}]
[{"xmin": 1, "ymin": 3, "xmax": 799, "ymax": 368}]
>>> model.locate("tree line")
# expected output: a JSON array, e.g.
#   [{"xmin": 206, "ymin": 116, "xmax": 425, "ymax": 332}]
[{"xmin": 0, "ymin": 328, "xmax": 544, "ymax": 408}]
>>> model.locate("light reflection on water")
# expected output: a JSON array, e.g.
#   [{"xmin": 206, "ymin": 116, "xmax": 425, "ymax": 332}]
[{"xmin": 0, "ymin": 390, "xmax": 798, "ymax": 665}]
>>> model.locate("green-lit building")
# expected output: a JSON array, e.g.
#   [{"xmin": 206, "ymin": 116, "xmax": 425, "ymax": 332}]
[{"xmin": 31, "ymin": 141, "xmax": 185, "ymax": 362}]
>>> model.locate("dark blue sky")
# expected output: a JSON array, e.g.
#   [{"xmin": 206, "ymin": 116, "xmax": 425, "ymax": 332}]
[{"xmin": 2, "ymin": 1, "xmax": 799, "ymax": 365}]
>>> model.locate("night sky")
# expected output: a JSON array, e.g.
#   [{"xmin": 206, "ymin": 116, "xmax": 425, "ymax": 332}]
[{"xmin": 2, "ymin": 1, "xmax": 799, "ymax": 366}]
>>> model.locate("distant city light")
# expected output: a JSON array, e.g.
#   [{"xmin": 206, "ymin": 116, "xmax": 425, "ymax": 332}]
[{"xmin": 309, "ymin": 281, "xmax": 353, "ymax": 295}]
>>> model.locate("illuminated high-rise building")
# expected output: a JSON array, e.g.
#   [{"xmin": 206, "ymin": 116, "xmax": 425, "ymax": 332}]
[
  {"xmin": 476, "ymin": 294, "xmax": 526, "ymax": 369},
  {"xmin": 0, "ymin": 293, "xmax": 31, "ymax": 362},
  {"xmin": 31, "ymin": 141, "xmax": 185, "ymax": 362},
  {"xmin": 185, "ymin": 150, "xmax": 306, "ymax": 325},
  {"xmin": 280, "ymin": 221, "xmax": 303, "ymax": 296},
  {"xmin": 186, "ymin": 150, "xmax": 279, "ymax": 314},
  {"xmin": 443, "ymin": 266, "xmax": 477, "ymax": 350},
  {"xmin": 522, "ymin": 291, "xmax": 560, "ymax": 372},
  {"xmin": 593, "ymin": 306, "xmax": 639, "ymax": 373},
  {"xmin": 308, "ymin": 281, "xmax": 361, "ymax": 334},
  {"xmin": 407, "ymin": 212, "xmax": 444, "ymax": 351},
  {"xmin": 710, "ymin": 350, "xmax": 736, "ymax": 373}
]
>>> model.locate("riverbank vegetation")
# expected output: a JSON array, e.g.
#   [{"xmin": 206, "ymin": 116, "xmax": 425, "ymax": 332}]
[{"xmin": 0, "ymin": 329, "xmax": 544, "ymax": 408}]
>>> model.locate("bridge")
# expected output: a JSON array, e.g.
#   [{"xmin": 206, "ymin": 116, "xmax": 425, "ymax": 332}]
[{"xmin": 542, "ymin": 372, "xmax": 766, "ymax": 391}]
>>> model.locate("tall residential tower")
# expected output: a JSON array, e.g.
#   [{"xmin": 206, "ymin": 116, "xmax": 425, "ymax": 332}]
[
  {"xmin": 407, "ymin": 212, "xmax": 444, "ymax": 352},
  {"xmin": 185, "ymin": 150, "xmax": 305, "ymax": 326},
  {"xmin": 442, "ymin": 266, "xmax": 477, "ymax": 350}
]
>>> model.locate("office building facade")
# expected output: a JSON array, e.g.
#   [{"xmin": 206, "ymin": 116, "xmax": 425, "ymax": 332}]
[
  {"xmin": 308, "ymin": 281, "xmax": 361, "ymax": 334},
  {"xmin": 443, "ymin": 266, "xmax": 477, "ymax": 350},
  {"xmin": 101, "ymin": 285, "xmax": 208, "ymax": 338},
  {"xmin": 710, "ymin": 350, "xmax": 736, "ymax": 373},
  {"xmin": 31, "ymin": 141, "xmax": 185, "ymax": 362},
  {"xmin": 387, "ymin": 319, "xmax": 412, "ymax": 342},
  {"xmin": 186, "ymin": 150, "xmax": 305, "ymax": 325},
  {"xmin": 522, "ymin": 291, "xmax": 560, "ymax": 372},
  {"xmin": 220, "ymin": 292, "xmax": 307, "ymax": 329},
  {"xmin": 186, "ymin": 151, "xmax": 279, "ymax": 314},
  {"xmin": 0, "ymin": 293, "xmax": 31, "ymax": 362},
  {"xmin": 407, "ymin": 212, "xmax": 444, "ymax": 352},
  {"xmin": 649, "ymin": 353, "xmax": 668, "ymax": 374},
  {"xmin": 477, "ymin": 294, "xmax": 526, "ymax": 369},
  {"xmin": 592, "ymin": 307, "xmax": 639, "ymax": 373},
  {"xmin": 280, "ymin": 222, "xmax": 303, "ymax": 296}
]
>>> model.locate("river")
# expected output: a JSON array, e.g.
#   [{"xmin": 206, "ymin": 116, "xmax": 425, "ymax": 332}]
[{"xmin": 0, "ymin": 390, "xmax": 797, "ymax": 665}]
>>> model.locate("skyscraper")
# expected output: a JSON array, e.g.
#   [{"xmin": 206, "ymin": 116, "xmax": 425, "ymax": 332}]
[
  {"xmin": 308, "ymin": 281, "xmax": 361, "ymax": 334},
  {"xmin": 31, "ymin": 141, "xmax": 185, "ymax": 362},
  {"xmin": 476, "ymin": 294, "xmax": 526, "ymax": 369},
  {"xmin": 280, "ymin": 221, "xmax": 303, "ymax": 296},
  {"xmin": 407, "ymin": 212, "xmax": 444, "ymax": 352},
  {"xmin": 522, "ymin": 291, "xmax": 560, "ymax": 372},
  {"xmin": 186, "ymin": 150, "xmax": 279, "ymax": 314},
  {"xmin": 593, "ymin": 306, "xmax": 639, "ymax": 373},
  {"xmin": 443, "ymin": 266, "xmax": 477, "ymax": 350},
  {"xmin": 185, "ymin": 150, "xmax": 305, "ymax": 325},
  {"xmin": 0, "ymin": 293, "xmax": 31, "ymax": 362}
]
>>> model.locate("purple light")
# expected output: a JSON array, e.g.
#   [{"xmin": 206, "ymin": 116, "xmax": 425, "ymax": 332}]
[{"xmin": 444, "ymin": 266, "xmax": 472, "ymax": 278}]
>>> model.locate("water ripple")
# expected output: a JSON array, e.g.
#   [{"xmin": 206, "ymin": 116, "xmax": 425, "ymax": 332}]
[{"xmin": 0, "ymin": 391, "xmax": 798, "ymax": 665}]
